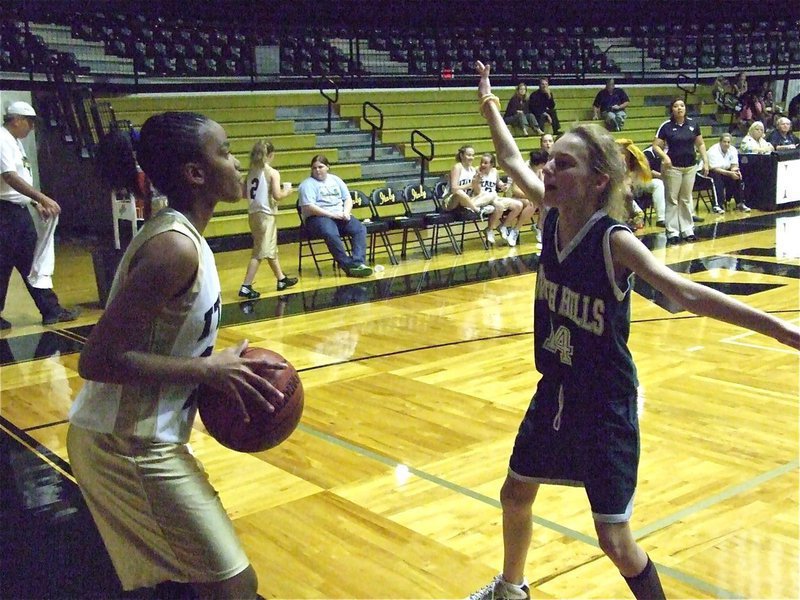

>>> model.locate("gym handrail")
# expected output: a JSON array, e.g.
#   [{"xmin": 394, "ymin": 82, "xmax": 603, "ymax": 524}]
[
  {"xmin": 411, "ymin": 129, "xmax": 434, "ymax": 186},
  {"xmin": 362, "ymin": 101, "xmax": 383, "ymax": 162},
  {"xmin": 319, "ymin": 76, "xmax": 339, "ymax": 133}
]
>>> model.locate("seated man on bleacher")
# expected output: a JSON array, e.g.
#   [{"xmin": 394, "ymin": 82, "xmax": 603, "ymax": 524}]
[
  {"xmin": 707, "ymin": 132, "xmax": 746, "ymax": 213},
  {"xmin": 297, "ymin": 155, "xmax": 372, "ymax": 278},
  {"xmin": 592, "ymin": 78, "xmax": 630, "ymax": 132}
]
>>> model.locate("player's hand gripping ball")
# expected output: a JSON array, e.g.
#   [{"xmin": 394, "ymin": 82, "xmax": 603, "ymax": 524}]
[{"xmin": 199, "ymin": 347, "xmax": 304, "ymax": 452}]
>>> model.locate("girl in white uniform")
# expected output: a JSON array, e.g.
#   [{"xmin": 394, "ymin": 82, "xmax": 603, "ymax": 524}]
[
  {"xmin": 67, "ymin": 112, "xmax": 286, "ymax": 599},
  {"xmin": 239, "ymin": 139, "xmax": 298, "ymax": 298},
  {"xmin": 445, "ymin": 145, "xmax": 495, "ymax": 220}
]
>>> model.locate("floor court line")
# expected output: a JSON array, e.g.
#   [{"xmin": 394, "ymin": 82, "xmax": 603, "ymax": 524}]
[{"xmin": 296, "ymin": 422, "xmax": 749, "ymax": 598}]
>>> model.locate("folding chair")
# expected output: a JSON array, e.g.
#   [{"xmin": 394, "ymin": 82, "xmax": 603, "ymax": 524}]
[
  {"xmin": 402, "ymin": 184, "xmax": 462, "ymax": 256},
  {"xmin": 296, "ymin": 202, "xmax": 350, "ymax": 276},
  {"xmin": 431, "ymin": 181, "xmax": 489, "ymax": 252},
  {"xmin": 351, "ymin": 190, "xmax": 398, "ymax": 265},
  {"xmin": 111, "ymin": 189, "xmax": 140, "ymax": 250},
  {"xmin": 634, "ymin": 190, "xmax": 655, "ymax": 226},
  {"xmin": 693, "ymin": 172, "xmax": 717, "ymax": 215},
  {"xmin": 370, "ymin": 186, "xmax": 431, "ymax": 260}
]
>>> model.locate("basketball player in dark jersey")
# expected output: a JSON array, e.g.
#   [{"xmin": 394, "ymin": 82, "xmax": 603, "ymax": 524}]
[{"xmin": 468, "ymin": 61, "xmax": 800, "ymax": 600}]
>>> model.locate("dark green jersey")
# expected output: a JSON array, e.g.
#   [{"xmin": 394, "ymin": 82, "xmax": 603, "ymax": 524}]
[{"xmin": 534, "ymin": 208, "xmax": 638, "ymax": 406}]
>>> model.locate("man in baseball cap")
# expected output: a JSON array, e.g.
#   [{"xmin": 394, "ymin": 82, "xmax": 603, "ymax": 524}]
[
  {"xmin": 6, "ymin": 100, "xmax": 37, "ymax": 117},
  {"xmin": 0, "ymin": 99, "xmax": 80, "ymax": 328}
]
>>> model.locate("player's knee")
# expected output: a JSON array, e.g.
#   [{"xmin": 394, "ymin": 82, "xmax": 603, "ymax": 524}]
[
  {"xmin": 500, "ymin": 477, "xmax": 536, "ymax": 512},
  {"xmin": 597, "ymin": 530, "xmax": 635, "ymax": 565}
]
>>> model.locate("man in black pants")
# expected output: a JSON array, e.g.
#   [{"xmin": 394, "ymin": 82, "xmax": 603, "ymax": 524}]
[{"xmin": 0, "ymin": 101, "xmax": 79, "ymax": 328}]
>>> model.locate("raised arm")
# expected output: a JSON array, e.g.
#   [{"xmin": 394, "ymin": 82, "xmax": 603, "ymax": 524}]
[
  {"xmin": 476, "ymin": 61, "xmax": 544, "ymax": 209},
  {"xmin": 610, "ymin": 229, "xmax": 800, "ymax": 349}
]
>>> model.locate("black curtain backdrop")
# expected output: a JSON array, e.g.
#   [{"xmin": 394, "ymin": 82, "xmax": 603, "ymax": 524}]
[{"xmin": 7, "ymin": 0, "xmax": 800, "ymax": 28}]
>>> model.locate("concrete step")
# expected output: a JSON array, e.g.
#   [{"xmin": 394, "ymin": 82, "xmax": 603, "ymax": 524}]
[
  {"xmin": 316, "ymin": 130, "xmax": 375, "ymax": 146},
  {"xmin": 337, "ymin": 145, "xmax": 400, "ymax": 161},
  {"xmin": 361, "ymin": 160, "xmax": 420, "ymax": 179},
  {"xmin": 275, "ymin": 105, "xmax": 330, "ymax": 120},
  {"xmin": 294, "ymin": 118, "xmax": 359, "ymax": 133}
]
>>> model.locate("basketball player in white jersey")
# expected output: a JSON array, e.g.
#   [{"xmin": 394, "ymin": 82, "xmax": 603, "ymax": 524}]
[
  {"xmin": 239, "ymin": 139, "xmax": 298, "ymax": 298},
  {"xmin": 68, "ymin": 112, "xmax": 285, "ymax": 599}
]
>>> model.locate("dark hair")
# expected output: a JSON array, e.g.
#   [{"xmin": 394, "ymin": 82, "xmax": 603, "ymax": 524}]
[
  {"xmin": 137, "ymin": 112, "xmax": 212, "ymax": 210},
  {"xmin": 96, "ymin": 128, "xmax": 138, "ymax": 190},
  {"xmin": 668, "ymin": 97, "xmax": 685, "ymax": 115},
  {"xmin": 310, "ymin": 154, "xmax": 329, "ymax": 167},
  {"xmin": 528, "ymin": 149, "xmax": 549, "ymax": 166}
]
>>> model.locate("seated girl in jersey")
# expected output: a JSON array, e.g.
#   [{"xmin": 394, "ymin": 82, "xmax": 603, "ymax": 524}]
[
  {"xmin": 445, "ymin": 144, "xmax": 495, "ymax": 219},
  {"xmin": 473, "ymin": 153, "xmax": 521, "ymax": 246}
]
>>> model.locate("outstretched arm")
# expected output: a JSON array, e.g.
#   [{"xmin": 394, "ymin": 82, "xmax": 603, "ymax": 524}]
[
  {"xmin": 476, "ymin": 61, "xmax": 544, "ymax": 210},
  {"xmin": 610, "ymin": 229, "xmax": 800, "ymax": 349}
]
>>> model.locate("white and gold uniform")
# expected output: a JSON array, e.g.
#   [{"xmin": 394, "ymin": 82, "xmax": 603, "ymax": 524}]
[{"xmin": 67, "ymin": 208, "xmax": 248, "ymax": 590}]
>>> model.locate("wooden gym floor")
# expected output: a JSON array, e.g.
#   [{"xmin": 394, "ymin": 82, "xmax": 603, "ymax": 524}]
[{"xmin": 1, "ymin": 207, "xmax": 798, "ymax": 599}]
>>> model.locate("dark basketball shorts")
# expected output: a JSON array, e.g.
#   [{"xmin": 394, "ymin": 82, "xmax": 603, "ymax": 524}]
[{"xmin": 508, "ymin": 386, "xmax": 640, "ymax": 523}]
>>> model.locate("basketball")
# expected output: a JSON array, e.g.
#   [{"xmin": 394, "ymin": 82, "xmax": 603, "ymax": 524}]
[{"xmin": 198, "ymin": 347, "xmax": 304, "ymax": 452}]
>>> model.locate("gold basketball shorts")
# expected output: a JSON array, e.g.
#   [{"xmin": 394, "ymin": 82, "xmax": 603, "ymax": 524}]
[{"xmin": 67, "ymin": 424, "xmax": 249, "ymax": 590}]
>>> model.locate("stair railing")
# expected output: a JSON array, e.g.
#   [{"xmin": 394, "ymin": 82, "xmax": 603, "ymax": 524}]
[
  {"xmin": 410, "ymin": 129, "xmax": 434, "ymax": 187},
  {"xmin": 676, "ymin": 72, "xmax": 698, "ymax": 104},
  {"xmin": 362, "ymin": 101, "xmax": 383, "ymax": 161},
  {"xmin": 319, "ymin": 76, "xmax": 339, "ymax": 133}
]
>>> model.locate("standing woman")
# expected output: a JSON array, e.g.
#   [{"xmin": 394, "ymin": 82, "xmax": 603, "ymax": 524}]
[
  {"xmin": 239, "ymin": 139, "xmax": 298, "ymax": 298},
  {"xmin": 652, "ymin": 98, "xmax": 709, "ymax": 245},
  {"xmin": 469, "ymin": 61, "xmax": 799, "ymax": 600},
  {"xmin": 67, "ymin": 112, "xmax": 285, "ymax": 599}
]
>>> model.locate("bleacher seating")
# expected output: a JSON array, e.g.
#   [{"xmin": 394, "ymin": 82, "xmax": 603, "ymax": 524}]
[
  {"xmin": 3, "ymin": 10, "xmax": 799, "ymax": 80},
  {"xmin": 100, "ymin": 82, "xmax": 715, "ymax": 244},
  {"xmin": 1, "ymin": 9, "xmax": 791, "ymax": 257}
]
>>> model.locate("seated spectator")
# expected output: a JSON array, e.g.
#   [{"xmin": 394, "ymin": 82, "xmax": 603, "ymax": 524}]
[
  {"xmin": 445, "ymin": 145, "xmax": 494, "ymax": 218},
  {"xmin": 739, "ymin": 121, "xmax": 774, "ymax": 154},
  {"xmin": 707, "ymin": 133, "xmax": 746, "ymax": 213},
  {"xmin": 712, "ymin": 75, "xmax": 739, "ymax": 113},
  {"xmin": 788, "ymin": 92, "xmax": 800, "ymax": 130},
  {"xmin": 503, "ymin": 82, "xmax": 543, "ymax": 136},
  {"xmin": 527, "ymin": 77, "xmax": 560, "ymax": 135},
  {"xmin": 297, "ymin": 154, "xmax": 372, "ymax": 277},
  {"xmin": 767, "ymin": 117, "xmax": 800, "ymax": 151},
  {"xmin": 732, "ymin": 72, "xmax": 748, "ymax": 99},
  {"xmin": 508, "ymin": 150, "xmax": 548, "ymax": 247},
  {"xmin": 592, "ymin": 78, "xmax": 630, "ymax": 131},
  {"xmin": 761, "ymin": 90, "xmax": 783, "ymax": 129},
  {"xmin": 641, "ymin": 145, "xmax": 667, "ymax": 227},
  {"xmin": 616, "ymin": 139, "xmax": 650, "ymax": 231},
  {"xmin": 738, "ymin": 90, "xmax": 765, "ymax": 131},
  {"xmin": 472, "ymin": 153, "xmax": 517, "ymax": 245},
  {"xmin": 539, "ymin": 133, "xmax": 554, "ymax": 154}
]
